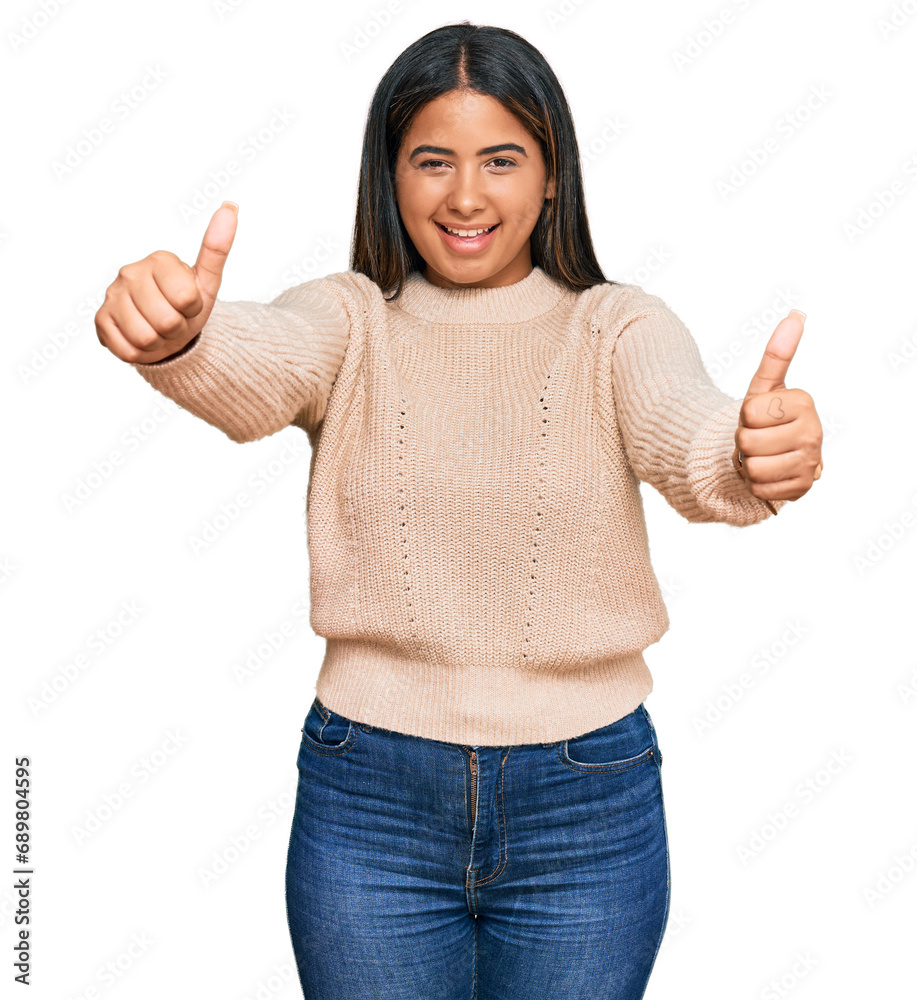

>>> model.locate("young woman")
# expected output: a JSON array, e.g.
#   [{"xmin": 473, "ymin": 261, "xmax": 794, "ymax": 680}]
[{"xmin": 96, "ymin": 21, "xmax": 822, "ymax": 1000}]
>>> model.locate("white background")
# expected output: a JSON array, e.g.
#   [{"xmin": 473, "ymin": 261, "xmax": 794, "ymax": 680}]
[{"xmin": 3, "ymin": 0, "xmax": 916, "ymax": 997}]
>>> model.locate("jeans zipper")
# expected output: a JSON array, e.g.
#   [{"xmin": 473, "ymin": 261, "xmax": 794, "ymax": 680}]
[{"xmin": 461, "ymin": 746, "xmax": 478, "ymax": 829}]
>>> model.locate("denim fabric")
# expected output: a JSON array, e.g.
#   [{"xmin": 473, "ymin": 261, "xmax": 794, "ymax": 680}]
[{"xmin": 285, "ymin": 696, "xmax": 670, "ymax": 999}]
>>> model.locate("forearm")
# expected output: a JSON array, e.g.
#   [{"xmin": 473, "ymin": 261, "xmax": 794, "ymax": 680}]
[{"xmin": 131, "ymin": 278, "xmax": 351, "ymax": 443}]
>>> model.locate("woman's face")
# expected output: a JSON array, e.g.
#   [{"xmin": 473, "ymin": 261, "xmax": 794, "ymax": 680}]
[{"xmin": 393, "ymin": 90, "xmax": 556, "ymax": 289}]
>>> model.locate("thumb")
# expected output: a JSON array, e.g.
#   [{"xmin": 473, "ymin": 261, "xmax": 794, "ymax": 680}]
[
  {"xmin": 192, "ymin": 201, "xmax": 238, "ymax": 304},
  {"xmin": 744, "ymin": 310, "xmax": 805, "ymax": 400}
]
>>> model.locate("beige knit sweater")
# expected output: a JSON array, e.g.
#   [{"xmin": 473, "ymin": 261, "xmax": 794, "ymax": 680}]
[{"xmin": 132, "ymin": 265, "xmax": 785, "ymax": 745}]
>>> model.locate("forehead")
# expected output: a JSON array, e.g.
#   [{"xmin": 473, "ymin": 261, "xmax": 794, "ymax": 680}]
[{"xmin": 405, "ymin": 91, "xmax": 525, "ymax": 140}]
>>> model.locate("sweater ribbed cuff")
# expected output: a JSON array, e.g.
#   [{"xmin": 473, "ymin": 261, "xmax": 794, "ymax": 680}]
[{"xmin": 688, "ymin": 397, "xmax": 788, "ymax": 523}]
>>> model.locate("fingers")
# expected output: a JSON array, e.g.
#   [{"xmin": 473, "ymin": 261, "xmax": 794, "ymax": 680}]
[
  {"xmin": 739, "ymin": 387, "xmax": 813, "ymax": 429},
  {"xmin": 735, "ymin": 421, "xmax": 806, "ymax": 457},
  {"xmin": 193, "ymin": 202, "xmax": 238, "ymax": 303},
  {"xmin": 744, "ymin": 311, "xmax": 805, "ymax": 399},
  {"xmin": 733, "ymin": 447, "xmax": 821, "ymax": 492},
  {"xmin": 733, "ymin": 450, "xmax": 797, "ymax": 482},
  {"xmin": 113, "ymin": 256, "xmax": 199, "ymax": 347},
  {"xmin": 96, "ymin": 203, "xmax": 238, "ymax": 366},
  {"xmin": 97, "ymin": 288, "xmax": 189, "ymax": 364},
  {"xmin": 735, "ymin": 449, "xmax": 804, "ymax": 491},
  {"xmin": 150, "ymin": 251, "xmax": 203, "ymax": 320}
]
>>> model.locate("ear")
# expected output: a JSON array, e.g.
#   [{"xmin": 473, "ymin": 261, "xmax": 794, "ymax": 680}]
[{"xmin": 545, "ymin": 175, "xmax": 556, "ymax": 200}]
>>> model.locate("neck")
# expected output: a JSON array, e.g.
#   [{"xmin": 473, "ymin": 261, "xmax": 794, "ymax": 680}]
[{"xmin": 392, "ymin": 265, "xmax": 567, "ymax": 324}]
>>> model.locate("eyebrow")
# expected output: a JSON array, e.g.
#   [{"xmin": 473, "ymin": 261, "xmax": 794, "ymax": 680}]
[{"xmin": 408, "ymin": 143, "xmax": 528, "ymax": 160}]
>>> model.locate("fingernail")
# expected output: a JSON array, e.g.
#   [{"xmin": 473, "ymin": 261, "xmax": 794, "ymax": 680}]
[
  {"xmin": 790, "ymin": 309, "xmax": 806, "ymax": 322},
  {"xmin": 222, "ymin": 201, "xmax": 239, "ymax": 214}
]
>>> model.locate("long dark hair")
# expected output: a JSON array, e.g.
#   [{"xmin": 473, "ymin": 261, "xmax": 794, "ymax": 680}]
[{"xmin": 350, "ymin": 21, "xmax": 611, "ymax": 300}]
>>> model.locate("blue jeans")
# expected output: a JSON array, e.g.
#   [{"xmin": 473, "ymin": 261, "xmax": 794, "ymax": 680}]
[{"xmin": 285, "ymin": 696, "xmax": 671, "ymax": 999}]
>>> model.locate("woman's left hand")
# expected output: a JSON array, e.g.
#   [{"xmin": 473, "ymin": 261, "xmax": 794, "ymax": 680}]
[{"xmin": 732, "ymin": 310, "xmax": 823, "ymax": 503}]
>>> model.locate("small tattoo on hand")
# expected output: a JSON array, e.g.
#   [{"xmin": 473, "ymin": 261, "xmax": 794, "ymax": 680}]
[{"xmin": 767, "ymin": 396, "xmax": 785, "ymax": 421}]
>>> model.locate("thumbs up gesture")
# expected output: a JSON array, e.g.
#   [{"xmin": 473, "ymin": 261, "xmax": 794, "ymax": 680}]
[
  {"xmin": 96, "ymin": 201, "xmax": 239, "ymax": 364},
  {"xmin": 732, "ymin": 310, "xmax": 823, "ymax": 507}
]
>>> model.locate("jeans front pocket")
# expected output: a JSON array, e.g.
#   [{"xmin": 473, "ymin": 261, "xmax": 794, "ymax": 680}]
[
  {"xmin": 299, "ymin": 697, "xmax": 358, "ymax": 757},
  {"xmin": 559, "ymin": 704, "xmax": 656, "ymax": 773}
]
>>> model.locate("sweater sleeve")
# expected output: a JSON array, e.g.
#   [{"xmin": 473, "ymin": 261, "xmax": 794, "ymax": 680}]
[
  {"xmin": 602, "ymin": 285, "xmax": 788, "ymax": 525},
  {"xmin": 128, "ymin": 274, "xmax": 353, "ymax": 443}
]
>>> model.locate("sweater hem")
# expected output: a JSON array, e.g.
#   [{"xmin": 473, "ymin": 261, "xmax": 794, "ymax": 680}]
[{"xmin": 313, "ymin": 641, "xmax": 655, "ymax": 746}]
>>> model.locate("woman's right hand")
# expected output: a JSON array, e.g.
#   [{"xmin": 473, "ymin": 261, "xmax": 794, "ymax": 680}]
[{"xmin": 95, "ymin": 201, "xmax": 238, "ymax": 364}]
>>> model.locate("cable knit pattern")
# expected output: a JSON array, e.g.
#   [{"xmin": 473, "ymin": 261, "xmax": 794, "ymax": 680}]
[
  {"xmin": 130, "ymin": 280, "xmax": 354, "ymax": 443},
  {"xmin": 600, "ymin": 287, "xmax": 788, "ymax": 524},
  {"xmin": 132, "ymin": 265, "xmax": 784, "ymax": 744}
]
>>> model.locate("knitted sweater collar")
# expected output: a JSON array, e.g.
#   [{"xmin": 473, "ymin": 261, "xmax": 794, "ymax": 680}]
[{"xmin": 392, "ymin": 265, "xmax": 566, "ymax": 324}]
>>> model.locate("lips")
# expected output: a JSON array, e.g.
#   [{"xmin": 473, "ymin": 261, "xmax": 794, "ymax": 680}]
[
  {"xmin": 434, "ymin": 222, "xmax": 501, "ymax": 255},
  {"xmin": 436, "ymin": 222, "xmax": 499, "ymax": 237}
]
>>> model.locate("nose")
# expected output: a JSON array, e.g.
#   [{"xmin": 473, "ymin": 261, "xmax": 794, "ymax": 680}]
[{"xmin": 445, "ymin": 164, "xmax": 488, "ymax": 219}]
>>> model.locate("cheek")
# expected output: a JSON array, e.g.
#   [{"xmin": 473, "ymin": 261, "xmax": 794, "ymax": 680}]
[
  {"xmin": 395, "ymin": 180, "xmax": 429, "ymax": 219},
  {"xmin": 392, "ymin": 165, "xmax": 412, "ymax": 207},
  {"xmin": 502, "ymin": 198, "xmax": 539, "ymax": 228}
]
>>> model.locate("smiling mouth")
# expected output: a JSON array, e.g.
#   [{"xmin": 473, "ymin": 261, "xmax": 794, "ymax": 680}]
[{"xmin": 436, "ymin": 222, "xmax": 499, "ymax": 237}]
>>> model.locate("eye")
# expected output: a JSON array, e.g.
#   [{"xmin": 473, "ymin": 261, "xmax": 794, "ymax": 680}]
[{"xmin": 417, "ymin": 157, "xmax": 517, "ymax": 170}]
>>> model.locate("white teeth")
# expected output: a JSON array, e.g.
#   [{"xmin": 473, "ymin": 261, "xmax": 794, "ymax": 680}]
[{"xmin": 443, "ymin": 225, "xmax": 493, "ymax": 237}]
